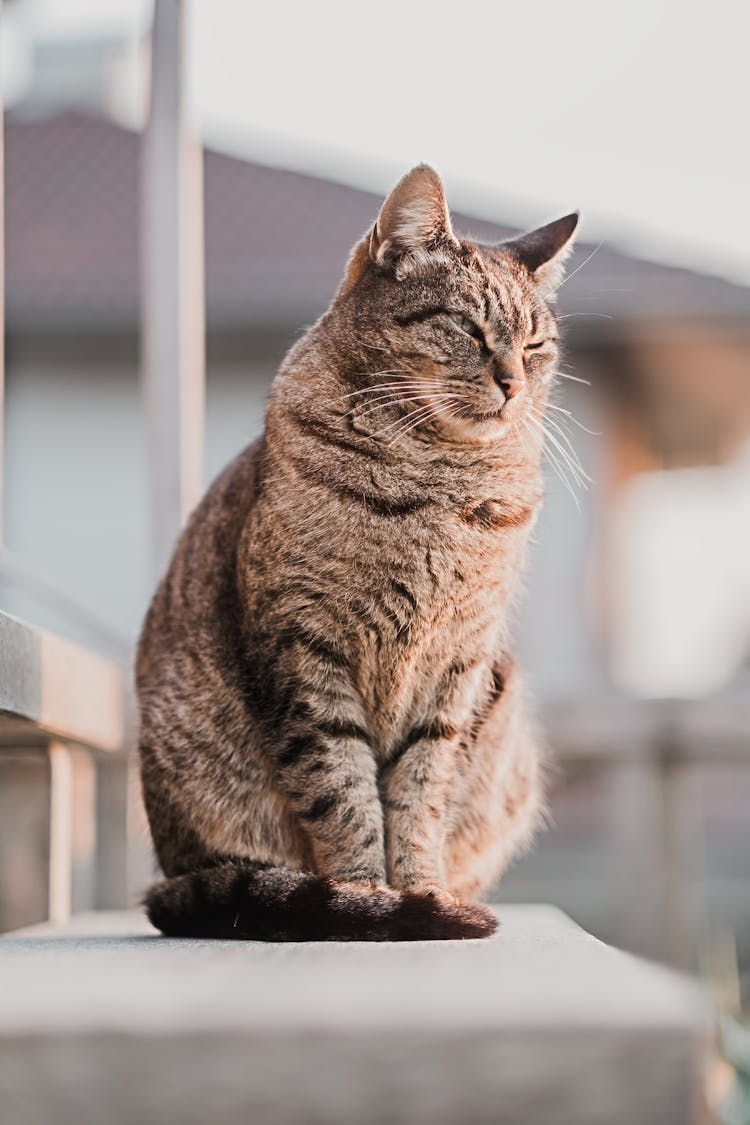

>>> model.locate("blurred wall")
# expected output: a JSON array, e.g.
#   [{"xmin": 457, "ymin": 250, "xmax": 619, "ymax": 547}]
[{"xmin": 3, "ymin": 334, "xmax": 279, "ymax": 642}]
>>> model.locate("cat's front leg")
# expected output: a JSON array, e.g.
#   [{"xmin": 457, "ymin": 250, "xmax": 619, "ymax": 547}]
[
  {"xmin": 380, "ymin": 720, "xmax": 460, "ymax": 894},
  {"xmin": 271, "ymin": 678, "xmax": 386, "ymax": 885},
  {"xmin": 444, "ymin": 659, "xmax": 543, "ymax": 901}
]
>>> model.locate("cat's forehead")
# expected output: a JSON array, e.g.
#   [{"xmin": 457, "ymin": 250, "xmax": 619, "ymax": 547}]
[{"xmin": 445, "ymin": 239, "xmax": 544, "ymax": 327}]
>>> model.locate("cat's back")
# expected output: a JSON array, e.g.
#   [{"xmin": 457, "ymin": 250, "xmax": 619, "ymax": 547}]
[{"xmin": 136, "ymin": 436, "xmax": 265, "ymax": 685}]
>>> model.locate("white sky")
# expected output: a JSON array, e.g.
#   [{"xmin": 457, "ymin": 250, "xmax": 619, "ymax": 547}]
[
  {"xmin": 7, "ymin": 0, "xmax": 750, "ymax": 285},
  {"xmin": 189, "ymin": 0, "xmax": 750, "ymax": 285}
]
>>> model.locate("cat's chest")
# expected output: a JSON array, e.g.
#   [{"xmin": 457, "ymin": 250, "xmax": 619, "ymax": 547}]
[
  {"xmin": 351, "ymin": 525, "xmax": 515, "ymax": 735},
  {"xmin": 364, "ymin": 494, "xmax": 536, "ymax": 613},
  {"xmin": 357, "ymin": 593, "xmax": 502, "ymax": 757}
]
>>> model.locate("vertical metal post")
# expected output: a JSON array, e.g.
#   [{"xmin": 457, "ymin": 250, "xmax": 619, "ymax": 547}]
[
  {"xmin": 0, "ymin": 2, "xmax": 5, "ymax": 547},
  {"xmin": 610, "ymin": 747, "xmax": 672, "ymax": 961},
  {"xmin": 141, "ymin": 0, "xmax": 205, "ymax": 581},
  {"xmin": 94, "ymin": 755, "xmax": 130, "ymax": 910},
  {"xmin": 659, "ymin": 751, "xmax": 698, "ymax": 971},
  {"xmin": 48, "ymin": 741, "xmax": 73, "ymax": 924}
]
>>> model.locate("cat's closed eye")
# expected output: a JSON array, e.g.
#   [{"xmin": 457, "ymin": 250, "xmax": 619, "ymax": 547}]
[
  {"xmin": 445, "ymin": 311, "xmax": 487, "ymax": 349},
  {"xmin": 524, "ymin": 339, "xmax": 556, "ymax": 351}
]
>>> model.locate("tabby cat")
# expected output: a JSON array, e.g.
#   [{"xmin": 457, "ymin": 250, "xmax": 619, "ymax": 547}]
[{"xmin": 137, "ymin": 165, "xmax": 578, "ymax": 941}]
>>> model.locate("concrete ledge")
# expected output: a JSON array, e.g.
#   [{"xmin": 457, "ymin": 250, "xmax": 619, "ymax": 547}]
[{"xmin": 0, "ymin": 906, "xmax": 709, "ymax": 1125}]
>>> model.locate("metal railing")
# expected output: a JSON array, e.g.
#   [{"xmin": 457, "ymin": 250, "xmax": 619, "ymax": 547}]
[
  {"xmin": 0, "ymin": 609, "xmax": 128, "ymax": 928},
  {"xmin": 544, "ymin": 692, "xmax": 750, "ymax": 969}
]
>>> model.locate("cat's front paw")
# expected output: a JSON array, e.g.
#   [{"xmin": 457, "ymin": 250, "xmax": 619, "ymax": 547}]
[
  {"xmin": 400, "ymin": 888, "xmax": 499, "ymax": 940},
  {"xmin": 389, "ymin": 865, "xmax": 449, "ymax": 897},
  {"xmin": 395, "ymin": 879, "xmax": 445, "ymax": 896}
]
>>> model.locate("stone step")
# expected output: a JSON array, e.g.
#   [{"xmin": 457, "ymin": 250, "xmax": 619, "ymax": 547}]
[{"xmin": 0, "ymin": 905, "xmax": 709, "ymax": 1125}]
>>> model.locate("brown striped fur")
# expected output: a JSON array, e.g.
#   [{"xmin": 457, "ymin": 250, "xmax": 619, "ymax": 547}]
[{"xmin": 137, "ymin": 166, "xmax": 578, "ymax": 941}]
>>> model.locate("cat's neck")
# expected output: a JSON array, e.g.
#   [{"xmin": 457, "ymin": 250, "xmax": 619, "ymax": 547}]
[{"xmin": 271, "ymin": 334, "xmax": 547, "ymax": 503}]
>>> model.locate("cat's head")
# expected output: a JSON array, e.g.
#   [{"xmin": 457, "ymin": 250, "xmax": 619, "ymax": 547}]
[{"xmin": 334, "ymin": 164, "xmax": 578, "ymax": 445}]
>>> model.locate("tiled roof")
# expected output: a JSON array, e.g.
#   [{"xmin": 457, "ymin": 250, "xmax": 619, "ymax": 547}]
[{"xmin": 5, "ymin": 110, "xmax": 749, "ymax": 333}]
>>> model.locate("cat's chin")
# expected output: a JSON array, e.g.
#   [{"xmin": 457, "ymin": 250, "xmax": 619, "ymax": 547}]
[{"xmin": 438, "ymin": 408, "xmax": 516, "ymax": 445}]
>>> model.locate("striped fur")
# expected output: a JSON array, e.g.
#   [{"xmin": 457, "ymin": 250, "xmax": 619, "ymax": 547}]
[{"xmin": 137, "ymin": 165, "xmax": 578, "ymax": 942}]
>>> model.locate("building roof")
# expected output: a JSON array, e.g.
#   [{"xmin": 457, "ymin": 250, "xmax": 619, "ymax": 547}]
[{"xmin": 5, "ymin": 110, "xmax": 750, "ymax": 335}]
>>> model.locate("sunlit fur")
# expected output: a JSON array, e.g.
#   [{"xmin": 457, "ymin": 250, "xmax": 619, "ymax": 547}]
[{"xmin": 137, "ymin": 165, "xmax": 578, "ymax": 942}]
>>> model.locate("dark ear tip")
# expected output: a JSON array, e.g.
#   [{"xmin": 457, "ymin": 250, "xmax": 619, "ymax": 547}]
[{"xmin": 560, "ymin": 211, "xmax": 580, "ymax": 233}]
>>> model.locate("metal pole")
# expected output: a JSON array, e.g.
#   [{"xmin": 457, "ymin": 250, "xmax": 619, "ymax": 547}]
[
  {"xmin": 141, "ymin": 0, "xmax": 205, "ymax": 581},
  {"xmin": 659, "ymin": 750, "xmax": 698, "ymax": 971},
  {"xmin": 48, "ymin": 741, "xmax": 73, "ymax": 924},
  {"xmin": 94, "ymin": 755, "xmax": 129, "ymax": 910},
  {"xmin": 0, "ymin": 2, "xmax": 5, "ymax": 548}
]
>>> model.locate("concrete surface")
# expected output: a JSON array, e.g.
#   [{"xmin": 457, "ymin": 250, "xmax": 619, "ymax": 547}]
[{"xmin": 0, "ymin": 905, "xmax": 709, "ymax": 1125}]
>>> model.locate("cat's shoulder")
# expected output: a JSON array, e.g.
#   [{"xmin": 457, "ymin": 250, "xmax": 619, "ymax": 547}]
[{"xmin": 193, "ymin": 435, "xmax": 266, "ymax": 522}]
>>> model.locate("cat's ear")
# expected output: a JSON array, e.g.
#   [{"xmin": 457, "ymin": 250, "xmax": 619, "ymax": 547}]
[
  {"xmin": 502, "ymin": 212, "xmax": 580, "ymax": 297},
  {"xmin": 370, "ymin": 164, "xmax": 457, "ymax": 269}
]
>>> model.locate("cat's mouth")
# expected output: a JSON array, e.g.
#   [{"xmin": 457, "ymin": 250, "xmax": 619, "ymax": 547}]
[
  {"xmin": 462, "ymin": 404, "xmax": 510, "ymax": 424},
  {"xmin": 450, "ymin": 396, "xmax": 529, "ymax": 438},
  {"xmin": 471, "ymin": 387, "xmax": 529, "ymax": 425}
]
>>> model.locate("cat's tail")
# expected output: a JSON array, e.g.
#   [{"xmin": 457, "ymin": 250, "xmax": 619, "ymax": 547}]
[{"xmin": 144, "ymin": 860, "xmax": 498, "ymax": 942}]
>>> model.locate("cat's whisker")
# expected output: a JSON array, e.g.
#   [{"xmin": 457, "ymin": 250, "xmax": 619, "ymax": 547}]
[
  {"xmin": 375, "ymin": 407, "xmax": 438, "ymax": 443},
  {"xmin": 556, "ymin": 312, "xmax": 613, "ymax": 321},
  {"xmin": 376, "ymin": 395, "xmax": 456, "ymax": 443},
  {"xmin": 369, "ymin": 399, "xmax": 449, "ymax": 442},
  {"xmin": 360, "ymin": 339, "xmax": 390, "ymax": 352},
  {"xmin": 388, "ymin": 400, "xmax": 458, "ymax": 445},
  {"xmin": 338, "ymin": 393, "xmax": 443, "ymax": 418},
  {"xmin": 340, "ymin": 382, "xmax": 462, "ymax": 417},
  {"xmin": 551, "ymin": 243, "xmax": 601, "ymax": 294},
  {"xmin": 535, "ymin": 426, "xmax": 589, "ymax": 490},
  {"xmin": 547, "ymin": 402, "xmax": 602, "ymax": 436},
  {"xmin": 354, "ymin": 391, "xmax": 462, "ymax": 422},
  {"xmin": 349, "ymin": 370, "xmax": 444, "ymax": 383},
  {"xmin": 340, "ymin": 380, "xmax": 452, "ymax": 399},
  {"xmin": 331, "ymin": 375, "xmax": 424, "ymax": 402},
  {"xmin": 333, "ymin": 378, "xmax": 449, "ymax": 404},
  {"xmin": 393, "ymin": 396, "xmax": 463, "ymax": 429},
  {"xmin": 523, "ymin": 417, "xmax": 581, "ymax": 509},
  {"xmin": 546, "ymin": 443, "xmax": 588, "ymax": 492},
  {"xmin": 537, "ymin": 410, "xmax": 592, "ymax": 480},
  {"xmin": 555, "ymin": 370, "xmax": 591, "ymax": 386},
  {"xmin": 527, "ymin": 411, "xmax": 588, "ymax": 490},
  {"xmin": 342, "ymin": 390, "xmax": 436, "ymax": 415},
  {"xmin": 510, "ymin": 413, "xmax": 531, "ymax": 442},
  {"xmin": 387, "ymin": 414, "xmax": 440, "ymax": 445},
  {"xmin": 343, "ymin": 393, "xmax": 450, "ymax": 412},
  {"xmin": 532, "ymin": 402, "xmax": 586, "ymax": 460},
  {"xmin": 548, "ymin": 454, "xmax": 582, "ymax": 509},
  {"xmin": 344, "ymin": 370, "xmax": 409, "ymax": 383}
]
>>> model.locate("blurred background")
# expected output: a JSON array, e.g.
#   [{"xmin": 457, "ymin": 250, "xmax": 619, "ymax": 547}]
[{"xmin": 0, "ymin": 0, "xmax": 748, "ymax": 1012}]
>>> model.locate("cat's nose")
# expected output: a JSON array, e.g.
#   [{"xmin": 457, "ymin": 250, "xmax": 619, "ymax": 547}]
[{"xmin": 493, "ymin": 360, "xmax": 524, "ymax": 400}]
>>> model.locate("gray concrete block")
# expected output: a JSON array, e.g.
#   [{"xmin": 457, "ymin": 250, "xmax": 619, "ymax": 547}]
[{"xmin": 0, "ymin": 905, "xmax": 709, "ymax": 1125}]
